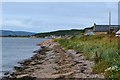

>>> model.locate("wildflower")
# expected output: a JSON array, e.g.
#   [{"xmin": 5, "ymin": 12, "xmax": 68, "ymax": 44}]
[{"xmin": 105, "ymin": 65, "xmax": 119, "ymax": 71}]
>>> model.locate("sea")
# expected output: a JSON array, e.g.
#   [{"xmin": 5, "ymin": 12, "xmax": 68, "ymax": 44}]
[{"xmin": 0, "ymin": 37, "xmax": 47, "ymax": 78}]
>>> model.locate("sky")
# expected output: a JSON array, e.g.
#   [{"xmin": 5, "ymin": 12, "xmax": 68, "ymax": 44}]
[{"xmin": 2, "ymin": 2, "xmax": 118, "ymax": 33}]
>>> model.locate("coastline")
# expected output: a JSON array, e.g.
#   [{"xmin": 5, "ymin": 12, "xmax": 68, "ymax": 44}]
[{"xmin": 2, "ymin": 39, "xmax": 104, "ymax": 80}]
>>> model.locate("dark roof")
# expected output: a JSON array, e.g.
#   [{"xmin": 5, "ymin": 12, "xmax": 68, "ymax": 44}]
[{"xmin": 93, "ymin": 25, "xmax": 120, "ymax": 32}]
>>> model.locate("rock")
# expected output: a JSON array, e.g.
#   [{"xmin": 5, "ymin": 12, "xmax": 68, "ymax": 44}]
[
  {"xmin": 66, "ymin": 49, "xmax": 76, "ymax": 55},
  {"xmin": 52, "ymin": 72, "xmax": 74, "ymax": 78},
  {"xmin": 76, "ymin": 51, "xmax": 81, "ymax": 54},
  {"xmin": 41, "ymin": 46, "xmax": 46, "ymax": 49},
  {"xmin": 16, "ymin": 74, "xmax": 29, "ymax": 78},
  {"xmin": 36, "ymin": 61, "xmax": 44, "ymax": 64},
  {"xmin": 4, "ymin": 71, "xmax": 10, "ymax": 75},
  {"xmin": 3, "ymin": 75, "xmax": 36, "ymax": 80},
  {"xmin": 74, "ymin": 60, "xmax": 84, "ymax": 64},
  {"xmin": 14, "ymin": 66, "xmax": 23, "ymax": 71},
  {"xmin": 33, "ymin": 50, "xmax": 37, "ymax": 53},
  {"xmin": 80, "ymin": 69, "xmax": 85, "ymax": 73},
  {"xmin": 83, "ymin": 64, "xmax": 87, "ymax": 66}
]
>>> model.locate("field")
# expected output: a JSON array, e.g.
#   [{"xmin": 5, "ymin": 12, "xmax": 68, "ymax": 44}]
[{"xmin": 54, "ymin": 34, "xmax": 120, "ymax": 78}]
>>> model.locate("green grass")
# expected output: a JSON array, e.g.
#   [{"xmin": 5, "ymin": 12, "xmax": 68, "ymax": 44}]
[{"xmin": 54, "ymin": 34, "xmax": 120, "ymax": 78}]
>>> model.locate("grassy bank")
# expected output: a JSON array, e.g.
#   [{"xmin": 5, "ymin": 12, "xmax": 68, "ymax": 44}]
[{"xmin": 54, "ymin": 34, "xmax": 120, "ymax": 78}]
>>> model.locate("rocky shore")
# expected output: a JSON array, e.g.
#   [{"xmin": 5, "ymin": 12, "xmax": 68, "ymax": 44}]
[{"xmin": 2, "ymin": 40, "xmax": 104, "ymax": 80}]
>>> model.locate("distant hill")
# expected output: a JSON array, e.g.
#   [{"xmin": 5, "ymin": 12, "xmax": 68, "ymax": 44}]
[
  {"xmin": 0, "ymin": 30, "xmax": 36, "ymax": 37},
  {"xmin": 84, "ymin": 27, "xmax": 93, "ymax": 30},
  {"xmin": 35, "ymin": 29, "xmax": 84, "ymax": 37}
]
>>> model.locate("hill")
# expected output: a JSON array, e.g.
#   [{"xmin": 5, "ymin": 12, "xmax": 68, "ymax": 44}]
[
  {"xmin": 0, "ymin": 30, "xmax": 36, "ymax": 37},
  {"xmin": 35, "ymin": 29, "xmax": 84, "ymax": 37}
]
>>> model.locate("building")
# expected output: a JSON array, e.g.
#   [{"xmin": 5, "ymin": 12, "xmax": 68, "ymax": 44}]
[
  {"xmin": 116, "ymin": 29, "xmax": 120, "ymax": 37},
  {"xmin": 84, "ymin": 12, "xmax": 120, "ymax": 35},
  {"xmin": 93, "ymin": 23, "xmax": 120, "ymax": 35},
  {"xmin": 84, "ymin": 23, "xmax": 120, "ymax": 35},
  {"xmin": 84, "ymin": 27, "xmax": 94, "ymax": 35}
]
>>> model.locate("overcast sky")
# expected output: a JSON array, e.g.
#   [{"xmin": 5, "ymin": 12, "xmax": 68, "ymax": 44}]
[{"xmin": 2, "ymin": 2, "xmax": 118, "ymax": 33}]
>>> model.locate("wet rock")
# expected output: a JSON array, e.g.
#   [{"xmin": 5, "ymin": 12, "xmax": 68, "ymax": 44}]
[
  {"xmin": 41, "ymin": 46, "xmax": 46, "ymax": 49},
  {"xmin": 33, "ymin": 50, "xmax": 38, "ymax": 53},
  {"xmin": 21, "ymin": 60, "xmax": 32, "ymax": 66},
  {"xmin": 4, "ymin": 71, "xmax": 10, "ymax": 75},
  {"xmin": 2, "ymin": 76, "xmax": 36, "ymax": 80},
  {"xmin": 14, "ymin": 66, "xmax": 24, "ymax": 71}
]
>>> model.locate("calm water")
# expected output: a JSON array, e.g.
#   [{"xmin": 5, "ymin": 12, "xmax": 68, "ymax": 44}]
[{"xmin": 1, "ymin": 38, "xmax": 47, "ymax": 77}]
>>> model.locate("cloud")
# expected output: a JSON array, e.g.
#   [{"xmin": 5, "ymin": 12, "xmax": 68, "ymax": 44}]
[
  {"xmin": 0, "ymin": 19, "xmax": 2, "ymax": 30},
  {"xmin": 2, "ymin": 2, "xmax": 118, "ymax": 32},
  {"xmin": 2, "ymin": 0, "xmax": 119, "ymax": 2},
  {"xmin": 2, "ymin": 19, "xmax": 34, "ymax": 28},
  {"xmin": 3, "ymin": 20, "xmax": 25, "ymax": 27}
]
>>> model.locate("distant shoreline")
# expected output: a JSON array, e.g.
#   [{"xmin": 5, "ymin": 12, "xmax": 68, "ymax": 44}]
[
  {"xmin": 0, "ymin": 36, "xmax": 39, "ymax": 38},
  {"xmin": 0, "ymin": 36, "xmax": 30, "ymax": 38},
  {"xmin": 0, "ymin": 37, "xmax": 52, "ymax": 40}
]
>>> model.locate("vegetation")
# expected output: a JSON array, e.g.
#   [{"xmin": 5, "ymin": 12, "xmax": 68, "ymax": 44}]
[
  {"xmin": 54, "ymin": 34, "xmax": 120, "ymax": 79},
  {"xmin": 35, "ymin": 29, "xmax": 84, "ymax": 37}
]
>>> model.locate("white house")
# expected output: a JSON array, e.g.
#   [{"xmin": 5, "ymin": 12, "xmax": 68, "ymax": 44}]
[{"xmin": 116, "ymin": 29, "xmax": 120, "ymax": 37}]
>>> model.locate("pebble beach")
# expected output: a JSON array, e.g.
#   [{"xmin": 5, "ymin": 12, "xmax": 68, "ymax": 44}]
[{"xmin": 2, "ymin": 39, "xmax": 105, "ymax": 80}]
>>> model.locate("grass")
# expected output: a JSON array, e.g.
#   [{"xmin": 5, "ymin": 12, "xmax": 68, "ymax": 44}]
[{"xmin": 54, "ymin": 34, "xmax": 120, "ymax": 79}]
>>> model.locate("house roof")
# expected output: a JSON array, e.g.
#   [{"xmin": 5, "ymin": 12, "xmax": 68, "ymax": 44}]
[{"xmin": 93, "ymin": 25, "xmax": 120, "ymax": 32}]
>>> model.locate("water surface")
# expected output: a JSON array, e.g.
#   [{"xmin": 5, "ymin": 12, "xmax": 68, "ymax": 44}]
[{"xmin": 1, "ymin": 37, "xmax": 47, "ymax": 77}]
